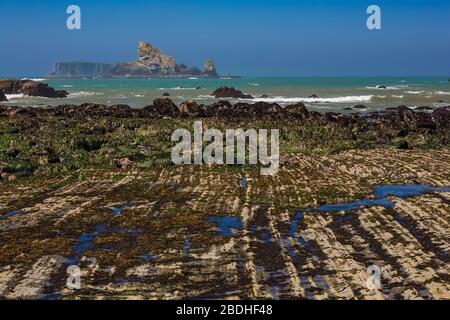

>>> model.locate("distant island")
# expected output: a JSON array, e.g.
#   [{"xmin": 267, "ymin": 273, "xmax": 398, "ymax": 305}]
[{"xmin": 48, "ymin": 41, "xmax": 241, "ymax": 79}]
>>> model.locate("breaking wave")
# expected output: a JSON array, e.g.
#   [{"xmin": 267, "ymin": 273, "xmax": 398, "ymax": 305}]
[
  {"xmin": 405, "ymin": 91, "xmax": 425, "ymax": 94},
  {"xmin": 5, "ymin": 94, "xmax": 25, "ymax": 100},
  {"xmin": 248, "ymin": 95, "xmax": 374, "ymax": 104},
  {"xmin": 366, "ymin": 85, "xmax": 409, "ymax": 90},
  {"xmin": 21, "ymin": 78, "xmax": 46, "ymax": 82},
  {"xmin": 157, "ymin": 87, "xmax": 198, "ymax": 90},
  {"xmin": 68, "ymin": 91, "xmax": 104, "ymax": 98}
]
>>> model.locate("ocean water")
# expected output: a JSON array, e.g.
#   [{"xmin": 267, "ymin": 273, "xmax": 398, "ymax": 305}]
[{"xmin": 4, "ymin": 76, "xmax": 449, "ymax": 113}]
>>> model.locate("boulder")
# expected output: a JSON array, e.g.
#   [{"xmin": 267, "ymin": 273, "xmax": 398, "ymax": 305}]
[
  {"xmin": 21, "ymin": 81, "xmax": 68, "ymax": 98},
  {"xmin": 0, "ymin": 92, "xmax": 7, "ymax": 101},
  {"xmin": 178, "ymin": 99, "xmax": 201, "ymax": 116},
  {"xmin": 309, "ymin": 94, "xmax": 319, "ymax": 99},
  {"xmin": 397, "ymin": 105, "xmax": 436, "ymax": 130},
  {"xmin": 353, "ymin": 105, "xmax": 367, "ymax": 109},
  {"xmin": 153, "ymin": 97, "xmax": 180, "ymax": 117},
  {"xmin": 203, "ymin": 100, "xmax": 233, "ymax": 117},
  {"xmin": 0, "ymin": 78, "xmax": 68, "ymax": 98},
  {"xmin": 432, "ymin": 107, "xmax": 450, "ymax": 128},
  {"xmin": 212, "ymin": 86, "xmax": 253, "ymax": 99},
  {"xmin": 285, "ymin": 102, "xmax": 309, "ymax": 118},
  {"xmin": 0, "ymin": 78, "xmax": 24, "ymax": 93},
  {"xmin": 139, "ymin": 105, "xmax": 160, "ymax": 118},
  {"xmin": 249, "ymin": 101, "xmax": 282, "ymax": 116}
]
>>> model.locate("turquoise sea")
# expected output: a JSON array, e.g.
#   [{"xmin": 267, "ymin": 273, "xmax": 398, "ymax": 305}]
[{"xmin": 4, "ymin": 77, "xmax": 449, "ymax": 113}]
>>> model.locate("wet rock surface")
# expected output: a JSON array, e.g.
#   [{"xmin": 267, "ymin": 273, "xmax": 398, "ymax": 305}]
[
  {"xmin": 0, "ymin": 79, "xmax": 68, "ymax": 98},
  {"xmin": 212, "ymin": 86, "xmax": 254, "ymax": 99},
  {"xmin": 0, "ymin": 150, "xmax": 449, "ymax": 299},
  {"xmin": 0, "ymin": 101, "xmax": 449, "ymax": 300}
]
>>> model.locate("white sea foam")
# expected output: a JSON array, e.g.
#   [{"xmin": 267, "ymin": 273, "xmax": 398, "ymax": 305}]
[
  {"xmin": 434, "ymin": 91, "xmax": 450, "ymax": 95},
  {"xmin": 366, "ymin": 85, "xmax": 408, "ymax": 90},
  {"xmin": 5, "ymin": 94, "xmax": 25, "ymax": 100},
  {"xmin": 246, "ymin": 95, "xmax": 374, "ymax": 104},
  {"xmin": 60, "ymin": 85, "xmax": 74, "ymax": 88},
  {"xmin": 372, "ymin": 94, "xmax": 405, "ymax": 101},
  {"xmin": 405, "ymin": 91, "xmax": 425, "ymax": 94},
  {"xmin": 196, "ymin": 95, "xmax": 215, "ymax": 99},
  {"xmin": 433, "ymin": 102, "xmax": 450, "ymax": 108},
  {"xmin": 188, "ymin": 77, "xmax": 199, "ymax": 80},
  {"xmin": 68, "ymin": 91, "xmax": 104, "ymax": 98},
  {"xmin": 249, "ymin": 83, "xmax": 260, "ymax": 86},
  {"xmin": 157, "ymin": 87, "xmax": 197, "ymax": 90},
  {"xmin": 21, "ymin": 78, "xmax": 46, "ymax": 82}
]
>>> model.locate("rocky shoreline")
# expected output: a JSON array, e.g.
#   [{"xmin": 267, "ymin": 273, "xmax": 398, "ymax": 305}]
[
  {"xmin": 1, "ymin": 91, "xmax": 449, "ymax": 300},
  {"xmin": 1, "ymin": 96, "xmax": 449, "ymax": 129},
  {"xmin": 0, "ymin": 95, "xmax": 449, "ymax": 181},
  {"xmin": 0, "ymin": 79, "xmax": 68, "ymax": 99}
]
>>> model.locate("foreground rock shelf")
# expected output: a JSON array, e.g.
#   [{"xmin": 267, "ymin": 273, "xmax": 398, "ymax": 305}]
[
  {"xmin": 0, "ymin": 149, "xmax": 449, "ymax": 299},
  {"xmin": 0, "ymin": 100, "xmax": 449, "ymax": 299}
]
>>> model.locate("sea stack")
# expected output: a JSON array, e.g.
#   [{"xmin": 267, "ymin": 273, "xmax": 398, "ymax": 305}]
[
  {"xmin": 111, "ymin": 41, "xmax": 219, "ymax": 78},
  {"xmin": 203, "ymin": 59, "xmax": 218, "ymax": 77},
  {"xmin": 137, "ymin": 41, "xmax": 176, "ymax": 74}
]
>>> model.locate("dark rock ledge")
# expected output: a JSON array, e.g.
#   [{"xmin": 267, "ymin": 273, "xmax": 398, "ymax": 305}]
[
  {"xmin": 0, "ymin": 79, "xmax": 68, "ymax": 98},
  {"xmin": 1, "ymin": 98, "xmax": 449, "ymax": 134}
]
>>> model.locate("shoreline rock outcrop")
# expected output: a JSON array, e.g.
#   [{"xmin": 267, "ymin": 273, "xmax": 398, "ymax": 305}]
[
  {"xmin": 0, "ymin": 79, "xmax": 68, "ymax": 98},
  {"xmin": 1, "ymin": 99, "xmax": 449, "ymax": 135},
  {"xmin": 212, "ymin": 86, "xmax": 254, "ymax": 99},
  {"xmin": 0, "ymin": 92, "xmax": 7, "ymax": 101}
]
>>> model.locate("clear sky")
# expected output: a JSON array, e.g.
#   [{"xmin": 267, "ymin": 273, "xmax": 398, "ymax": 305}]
[{"xmin": 0, "ymin": 0, "xmax": 449, "ymax": 76}]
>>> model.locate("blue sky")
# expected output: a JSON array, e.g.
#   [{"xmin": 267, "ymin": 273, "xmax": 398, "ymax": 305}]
[{"xmin": 0, "ymin": 0, "xmax": 449, "ymax": 76}]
